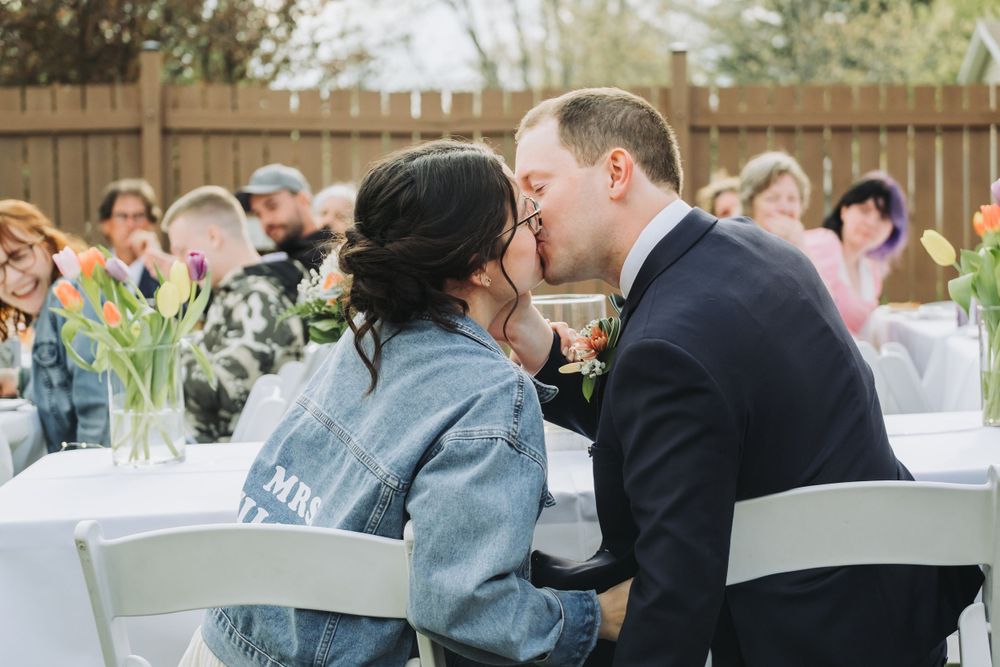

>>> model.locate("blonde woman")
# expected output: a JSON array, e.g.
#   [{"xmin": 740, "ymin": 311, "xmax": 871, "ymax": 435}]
[{"xmin": 740, "ymin": 151, "xmax": 811, "ymax": 249}]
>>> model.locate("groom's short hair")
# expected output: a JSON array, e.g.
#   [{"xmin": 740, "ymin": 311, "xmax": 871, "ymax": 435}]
[{"xmin": 516, "ymin": 87, "xmax": 682, "ymax": 194}]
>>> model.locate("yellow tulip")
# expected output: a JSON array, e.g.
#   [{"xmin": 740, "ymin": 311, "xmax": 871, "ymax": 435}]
[
  {"xmin": 920, "ymin": 229, "xmax": 957, "ymax": 267},
  {"xmin": 156, "ymin": 281, "xmax": 181, "ymax": 318},
  {"xmin": 169, "ymin": 260, "xmax": 191, "ymax": 301}
]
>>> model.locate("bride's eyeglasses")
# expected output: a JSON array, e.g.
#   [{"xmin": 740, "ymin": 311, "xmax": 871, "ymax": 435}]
[{"xmin": 496, "ymin": 197, "xmax": 542, "ymax": 239}]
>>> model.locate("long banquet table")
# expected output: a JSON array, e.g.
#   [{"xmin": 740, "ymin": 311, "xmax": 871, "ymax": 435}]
[{"xmin": 1, "ymin": 413, "xmax": 998, "ymax": 666}]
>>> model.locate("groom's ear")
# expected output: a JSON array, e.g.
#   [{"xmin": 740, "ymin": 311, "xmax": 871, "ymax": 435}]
[{"xmin": 605, "ymin": 148, "xmax": 634, "ymax": 201}]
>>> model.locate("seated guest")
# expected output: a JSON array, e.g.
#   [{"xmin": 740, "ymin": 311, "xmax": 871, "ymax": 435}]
[
  {"xmin": 695, "ymin": 172, "xmax": 742, "ymax": 218},
  {"xmin": 0, "ymin": 201, "xmax": 108, "ymax": 451},
  {"xmin": 236, "ymin": 163, "xmax": 335, "ymax": 272},
  {"xmin": 313, "ymin": 182, "xmax": 357, "ymax": 237},
  {"xmin": 184, "ymin": 141, "xmax": 629, "ymax": 666},
  {"xmin": 148, "ymin": 186, "xmax": 305, "ymax": 443},
  {"xmin": 97, "ymin": 178, "xmax": 161, "ymax": 299},
  {"xmin": 740, "ymin": 151, "xmax": 811, "ymax": 249},
  {"xmin": 804, "ymin": 172, "xmax": 908, "ymax": 335}
]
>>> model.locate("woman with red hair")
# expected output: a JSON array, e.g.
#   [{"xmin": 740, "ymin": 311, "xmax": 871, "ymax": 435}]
[{"xmin": 0, "ymin": 200, "xmax": 108, "ymax": 452}]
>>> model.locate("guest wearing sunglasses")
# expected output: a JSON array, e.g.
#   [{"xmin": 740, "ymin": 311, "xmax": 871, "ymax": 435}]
[{"xmin": 0, "ymin": 200, "xmax": 108, "ymax": 451}]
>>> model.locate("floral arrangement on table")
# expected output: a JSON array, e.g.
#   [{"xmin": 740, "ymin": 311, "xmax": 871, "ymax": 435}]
[
  {"xmin": 559, "ymin": 316, "xmax": 621, "ymax": 401},
  {"xmin": 921, "ymin": 178, "xmax": 1000, "ymax": 424},
  {"xmin": 50, "ymin": 246, "xmax": 215, "ymax": 463},
  {"xmin": 281, "ymin": 251, "xmax": 349, "ymax": 344}
]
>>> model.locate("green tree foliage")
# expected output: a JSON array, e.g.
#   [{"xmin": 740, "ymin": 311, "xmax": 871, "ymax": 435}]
[
  {"xmin": 0, "ymin": 0, "xmax": 312, "ymax": 85},
  {"xmin": 698, "ymin": 0, "xmax": 998, "ymax": 84}
]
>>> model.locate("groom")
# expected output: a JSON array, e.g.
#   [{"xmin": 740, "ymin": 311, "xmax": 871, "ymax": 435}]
[{"xmin": 505, "ymin": 88, "xmax": 983, "ymax": 666}]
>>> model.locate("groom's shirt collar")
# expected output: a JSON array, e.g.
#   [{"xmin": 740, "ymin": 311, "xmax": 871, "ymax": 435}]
[{"xmin": 619, "ymin": 198, "xmax": 692, "ymax": 299}]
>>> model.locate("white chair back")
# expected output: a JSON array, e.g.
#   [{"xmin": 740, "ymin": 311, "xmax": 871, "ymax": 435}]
[
  {"xmin": 74, "ymin": 520, "xmax": 445, "ymax": 667},
  {"xmin": 854, "ymin": 340, "xmax": 900, "ymax": 414},
  {"xmin": 230, "ymin": 394, "xmax": 287, "ymax": 443},
  {"xmin": 277, "ymin": 360, "xmax": 307, "ymax": 401},
  {"xmin": 727, "ymin": 467, "xmax": 999, "ymax": 665},
  {"xmin": 878, "ymin": 347, "xmax": 932, "ymax": 413}
]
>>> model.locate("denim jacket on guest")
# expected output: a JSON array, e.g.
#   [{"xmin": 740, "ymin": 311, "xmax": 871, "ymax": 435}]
[
  {"xmin": 31, "ymin": 286, "xmax": 108, "ymax": 452},
  {"xmin": 202, "ymin": 314, "xmax": 600, "ymax": 667}
]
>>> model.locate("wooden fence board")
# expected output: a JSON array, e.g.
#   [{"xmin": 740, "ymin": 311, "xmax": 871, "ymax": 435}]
[
  {"xmin": 798, "ymin": 86, "xmax": 826, "ymax": 229},
  {"xmin": 0, "ymin": 88, "xmax": 24, "ymax": 200},
  {"xmin": 356, "ymin": 91, "xmax": 384, "ymax": 178},
  {"xmin": 204, "ymin": 85, "xmax": 237, "ymax": 191},
  {"xmin": 235, "ymin": 87, "xmax": 266, "ymax": 191},
  {"xmin": 54, "ymin": 86, "xmax": 87, "ymax": 238},
  {"xmin": 856, "ymin": 86, "xmax": 881, "ymax": 175},
  {"xmin": 84, "ymin": 85, "xmax": 116, "ymax": 224},
  {"xmin": 294, "ymin": 90, "xmax": 324, "ymax": 192},
  {"xmin": 25, "ymin": 87, "xmax": 56, "ymax": 221},
  {"xmin": 829, "ymin": 86, "xmax": 855, "ymax": 205},
  {"xmin": 882, "ymin": 86, "xmax": 913, "ymax": 302},
  {"xmin": 328, "ymin": 90, "xmax": 353, "ymax": 183},
  {"xmin": 913, "ymin": 87, "xmax": 939, "ymax": 301}
]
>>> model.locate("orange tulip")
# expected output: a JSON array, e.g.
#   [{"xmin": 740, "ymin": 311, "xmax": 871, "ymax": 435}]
[
  {"xmin": 53, "ymin": 280, "xmax": 83, "ymax": 312},
  {"xmin": 322, "ymin": 272, "xmax": 344, "ymax": 291},
  {"xmin": 78, "ymin": 247, "xmax": 106, "ymax": 278},
  {"xmin": 974, "ymin": 211, "xmax": 986, "ymax": 237},
  {"xmin": 102, "ymin": 301, "xmax": 122, "ymax": 327},
  {"xmin": 981, "ymin": 204, "xmax": 1000, "ymax": 234}
]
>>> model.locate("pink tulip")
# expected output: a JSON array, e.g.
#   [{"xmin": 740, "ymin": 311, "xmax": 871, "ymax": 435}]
[
  {"xmin": 52, "ymin": 247, "xmax": 81, "ymax": 280},
  {"xmin": 104, "ymin": 257, "xmax": 130, "ymax": 282}
]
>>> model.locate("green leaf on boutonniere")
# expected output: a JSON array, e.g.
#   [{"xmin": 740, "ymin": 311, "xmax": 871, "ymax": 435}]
[{"xmin": 582, "ymin": 375, "xmax": 595, "ymax": 402}]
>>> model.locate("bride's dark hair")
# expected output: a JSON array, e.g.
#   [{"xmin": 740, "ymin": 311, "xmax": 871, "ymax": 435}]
[{"xmin": 339, "ymin": 139, "xmax": 520, "ymax": 390}]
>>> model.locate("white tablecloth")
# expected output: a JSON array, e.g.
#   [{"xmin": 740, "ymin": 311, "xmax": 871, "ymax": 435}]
[
  {"xmin": 868, "ymin": 305, "xmax": 981, "ymax": 411},
  {"xmin": 2, "ymin": 413, "xmax": 997, "ymax": 666},
  {"xmin": 0, "ymin": 404, "xmax": 46, "ymax": 484},
  {"xmin": 868, "ymin": 304, "xmax": 960, "ymax": 374}
]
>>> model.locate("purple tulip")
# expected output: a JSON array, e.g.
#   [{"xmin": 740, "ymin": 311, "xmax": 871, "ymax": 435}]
[
  {"xmin": 104, "ymin": 257, "xmax": 130, "ymax": 282},
  {"xmin": 52, "ymin": 247, "xmax": 81, "ymax": 280},
  {"xmin": 185, "ymin": 251, "xmax": 208, "ymax": 282},
  {"xmin": 992, "ymin": 178, "xmax": 1000, "ymax": 206}
]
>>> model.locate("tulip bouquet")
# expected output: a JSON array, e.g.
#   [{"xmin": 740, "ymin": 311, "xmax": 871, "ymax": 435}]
[
  {"xmin": 281, "ymin": 251, "xmax": 348, "ymax": 344},
  {"xmin": 50, "ymin": 246, "xmax": 214, "ymax": 463},
  {"xmin": 921, "ymin": 178, "xmax": 1000, "ymax": 424}
]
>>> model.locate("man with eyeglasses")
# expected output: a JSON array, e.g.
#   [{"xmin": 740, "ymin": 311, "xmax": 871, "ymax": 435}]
[{"xmin": 97, "ymin": 179, "xmax": 161, "ymax": 298}]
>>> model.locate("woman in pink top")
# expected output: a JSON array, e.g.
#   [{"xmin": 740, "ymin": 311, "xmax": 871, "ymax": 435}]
[{"xmin": 803, "ymin": 173, "xmax": 908, "ymax": 334}]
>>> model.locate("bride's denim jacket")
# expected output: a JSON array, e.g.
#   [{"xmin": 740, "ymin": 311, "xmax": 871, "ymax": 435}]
[
  {"xmin": 202, "ymin": 314, "xmax": 600, "ymax": 666},
  {"xmin": 31, "ymin": 286, "xmax": 108, "ymax": 452}
]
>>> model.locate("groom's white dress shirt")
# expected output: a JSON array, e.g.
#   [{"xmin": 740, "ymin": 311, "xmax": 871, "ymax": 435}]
[{"xmin": 619, "ymin": 199, "xmax": 692, "ymax": 299}]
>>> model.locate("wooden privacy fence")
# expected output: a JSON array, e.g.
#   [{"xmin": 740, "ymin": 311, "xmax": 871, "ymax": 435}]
[{"xmin": 0, "ymin": 47, "xmax": 998, "ymax": 302}]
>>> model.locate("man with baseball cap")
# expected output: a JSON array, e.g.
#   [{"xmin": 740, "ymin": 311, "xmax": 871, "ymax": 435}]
[{"xmin": 236, "ymin": 163, "xmax": 335, "ymax": 272}]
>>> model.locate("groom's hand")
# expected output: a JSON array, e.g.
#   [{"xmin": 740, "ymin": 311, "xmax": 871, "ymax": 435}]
[{"xmin": 597, "ymin": 578, "xmax": 632, "ymax": 641}]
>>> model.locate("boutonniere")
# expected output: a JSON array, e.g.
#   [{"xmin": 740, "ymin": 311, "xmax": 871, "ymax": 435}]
[{"xmin": 559, "ymin": 316, "xmax": 621, "ymax": 401}]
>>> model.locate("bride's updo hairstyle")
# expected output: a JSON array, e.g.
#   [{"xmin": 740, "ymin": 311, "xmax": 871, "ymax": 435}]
[{"xmin": 340, "ymin": 139, "xmax": 519, "ymax": 390}]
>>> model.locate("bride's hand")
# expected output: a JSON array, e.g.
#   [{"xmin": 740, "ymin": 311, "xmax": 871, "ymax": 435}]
[{"xmin": 488, "ymin": 293, "xmax": 563, "ymax": 374}]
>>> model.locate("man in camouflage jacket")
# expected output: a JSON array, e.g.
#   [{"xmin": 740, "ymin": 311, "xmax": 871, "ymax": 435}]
[{"xmin": 152, "ymin": 186, "xmax": 305, "ymax": 442}]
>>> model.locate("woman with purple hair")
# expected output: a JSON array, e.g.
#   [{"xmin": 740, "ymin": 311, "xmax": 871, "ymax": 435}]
[{"xmin": 803, "ymin": 172, "xmax": 908, "ymax": 334}]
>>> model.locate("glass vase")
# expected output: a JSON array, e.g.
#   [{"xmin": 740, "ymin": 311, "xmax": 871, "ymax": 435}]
[
  {"xmin": 106, "ymin": 343, "xmax": 186, "ymax": 466},
  {"xmin": 978, "ymin": 305, "xmax": 1000, "ymax": 426}
]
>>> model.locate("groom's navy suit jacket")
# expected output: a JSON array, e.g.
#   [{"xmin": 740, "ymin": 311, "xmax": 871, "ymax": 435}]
[{"xmin": 537, "ymin": 208, "xmax": 983, "ymax": 666}]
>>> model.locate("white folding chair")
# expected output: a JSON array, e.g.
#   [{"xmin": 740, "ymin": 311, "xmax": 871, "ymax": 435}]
[
  {"xmin": 879, "ymin": 347, "xmax": 932, "ymax": 413},
  {"xmin": 855, "ymin": 339, "xmax": 900, "ymax": 414},
  {"xmin": 726, "ymin": 467, "xmax": 999, "ymax": 666},
  {"xmin": 276, "ymin": 360, "xmax": 306, "ymax": 401},
  {"xmin": 229, "ymin": 393, "xmax": 287, "ymax": 443},
  {"xmin": 75, "ymin": 520, "xmax": 445, "ymax": 667}
]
